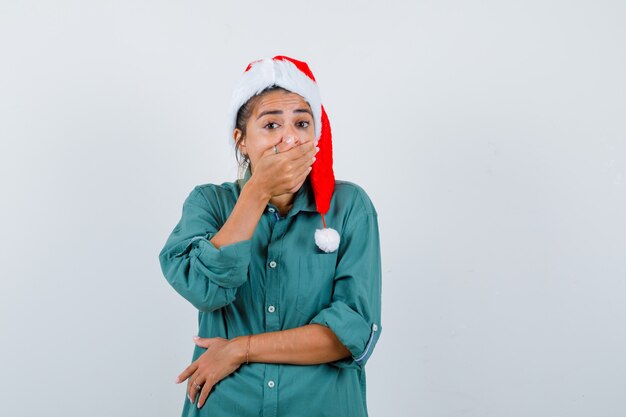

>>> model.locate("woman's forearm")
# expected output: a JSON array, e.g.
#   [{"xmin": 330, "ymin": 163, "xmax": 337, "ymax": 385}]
[
  {"xmin": 229, "ymin": 324, "xmax": 351, "ymax": 366},
  {"xmin": 209, "ymin": 176, "xmax": 269, "ymax": 249}
]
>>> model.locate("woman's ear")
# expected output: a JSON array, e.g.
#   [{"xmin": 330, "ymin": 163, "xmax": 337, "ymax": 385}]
[{"xmin": 234, "ymin": 129, "xmax": 246, "ymax": 153}]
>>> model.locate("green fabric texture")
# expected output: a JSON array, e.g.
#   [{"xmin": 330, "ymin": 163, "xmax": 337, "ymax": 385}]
[{"xmin": 159, "ymin": 166, "xmax": 382, "ymax": 417}]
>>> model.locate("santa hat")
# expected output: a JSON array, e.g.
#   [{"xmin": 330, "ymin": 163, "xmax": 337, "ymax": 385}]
[{"xmin": 229, "ymin": 55, "xmax": 340, "ymax": 253}]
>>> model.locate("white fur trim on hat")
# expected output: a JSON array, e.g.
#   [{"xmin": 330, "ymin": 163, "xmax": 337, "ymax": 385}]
[{"xmin": 228, "ymin": 58, "xmax": 322, "ymax": 143}]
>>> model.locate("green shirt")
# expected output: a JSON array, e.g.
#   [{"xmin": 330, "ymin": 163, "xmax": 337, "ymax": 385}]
[{"xmin": 158, "ymin": 166, "xmax": 383, "ymax": 417}]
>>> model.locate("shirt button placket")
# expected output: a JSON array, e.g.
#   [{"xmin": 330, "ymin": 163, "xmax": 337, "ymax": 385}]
[
  {"xmin": 266, "ymin": 258, "xmax": 279, "ymax": 325},
  {"xmin": 264, "ymin": 204, "xmax": 283, "ymax": 417}
]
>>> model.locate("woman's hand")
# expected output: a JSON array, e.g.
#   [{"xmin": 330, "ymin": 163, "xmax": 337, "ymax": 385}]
[
  {"xmin": 175, "ymin": 336, "xmax": 245, "ymax": 409},
  {"xmin": 252, "ymin": 136, "xmax": 319, "ymax": 197}
]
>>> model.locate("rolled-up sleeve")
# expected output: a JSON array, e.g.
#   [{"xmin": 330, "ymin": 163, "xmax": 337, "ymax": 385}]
[
  {"xmin": 158, "ymin": 186, "xmax": 251, "ymax": 312},
  {"xmin": 309, "ymin": 193, "xmax": 382, "ymax": 370}
]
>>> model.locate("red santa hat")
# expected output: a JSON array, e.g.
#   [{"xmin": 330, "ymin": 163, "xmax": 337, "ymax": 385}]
[{"xmin": 229, "ymin": 55, "xmax": 340, "ymax": 253}]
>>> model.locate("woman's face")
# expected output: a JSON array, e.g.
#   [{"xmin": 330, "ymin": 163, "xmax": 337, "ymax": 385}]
[{"xmin": 234, "ymin": 89, "xmax": 315, "ymax": 172}]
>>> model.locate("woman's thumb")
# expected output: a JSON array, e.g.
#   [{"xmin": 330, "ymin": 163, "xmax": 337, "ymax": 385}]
[{"xmin": 193, "ymin": 336, "xmax": 213, "ymax": 348}]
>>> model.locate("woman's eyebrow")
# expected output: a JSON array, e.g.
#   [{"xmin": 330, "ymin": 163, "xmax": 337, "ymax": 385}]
[
  {"xmin": 294, "ymin": 108, "xmax": 313, "ymax": 117},
  {"xmin": 256, "ymin": 108, "xmax": 313, "ymax": 120}
]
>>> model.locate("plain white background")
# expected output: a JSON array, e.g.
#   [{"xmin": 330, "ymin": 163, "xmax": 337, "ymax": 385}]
[{"xmin": 1, "ymin": 1, "xmax": 625, "ymax": 416}]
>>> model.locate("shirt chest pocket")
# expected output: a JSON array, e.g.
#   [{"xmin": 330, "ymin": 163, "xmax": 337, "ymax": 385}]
[{"xmin": 296, "ymin": 254, "xmax": 337, "ymax": 316}]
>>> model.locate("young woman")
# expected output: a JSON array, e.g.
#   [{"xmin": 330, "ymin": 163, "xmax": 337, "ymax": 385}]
[{"xmin": 158, "ymin": 55, "xmax": 382, "ymax": 417}]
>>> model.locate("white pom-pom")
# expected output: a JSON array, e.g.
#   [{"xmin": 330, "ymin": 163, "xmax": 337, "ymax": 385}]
[{"xmin": 314, "ymin": 227, "xmax": 340, "ymax": 253}]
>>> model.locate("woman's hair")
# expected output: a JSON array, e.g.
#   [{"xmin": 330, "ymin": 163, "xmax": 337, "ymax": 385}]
[{"xmin": 234, "ymin": 84, "xmax": 291, "ymax": 176}]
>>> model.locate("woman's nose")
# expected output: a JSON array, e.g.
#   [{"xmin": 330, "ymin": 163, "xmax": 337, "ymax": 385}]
[
  {"xmin": 282, "ymin": 127, "xmax": 299, "ymax": 143},
  {"xmin": 282, "ymin": 123, "xmax": 299, "ymax": 138}
]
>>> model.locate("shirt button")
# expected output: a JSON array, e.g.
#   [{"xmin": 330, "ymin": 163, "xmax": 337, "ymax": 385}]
[
  {"xmin": 268, "ymin": 305, "xmax": 275, "ymax": 313},
  {"xmin": 373, "ymin": 323, "xmax": 378, "ymax": 331},
  {"xmin": 267, "ymin": 380, "xmax": 275, "ymax": 388},
  {"xmin": 268, "ymin": 207, "xmax": 275, "ymax": 213},
  {"xmin": 269, "ymin": 260, "xmax": 277, "ymax": 268}
]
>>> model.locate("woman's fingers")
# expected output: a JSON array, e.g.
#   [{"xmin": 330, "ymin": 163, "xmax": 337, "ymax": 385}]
[
  {"xmin": 196, "ymin": 377, "xmax": 216, "ymax": 409},
  {"xmin": 290, "ymin": 138, "xmax": 315, "ymax": 159},
  {"xmin": 289, "ymin": 167, "xmax": 312, "ymax": 193},
  {"xmin": 283, "ymin": 141, "xmax": 316, "ymax": 192},
  {"xmin": 187, "ymin": 370, "xmax": 202, "ymax": 404},
  {"xmin": 176, "ymin": 361, "xmax": 197, "ymax": 384},
  {"xmin": 287, "ymin": 155, "xmax": 314, "ymax": 193},
  {"xmin": 276, "ymin": 135, "xmax": 300, "ymax": 153},
  {"xmin": 293, "ymin": 140, "xmax": 318, "ymax": 168},
  {"xmin": 253, "ymin": 137, "xmax": 317, "ymax": 197},
  {"xmin": 181, "ymin": 338, "xmax": 244, "ymax": 408},
  {"xmin": 260, "ymin": 136, "xmax": 300, "ymax": 159}
]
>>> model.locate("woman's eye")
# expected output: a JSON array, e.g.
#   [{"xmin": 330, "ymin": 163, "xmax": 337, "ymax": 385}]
[
  {"xmin": 264, "ymin": 122, "xmax": 279, "ymax": 129},
  {"xmin": 297, "ymin": 121, "xmax": 310, "ymax": 128}
]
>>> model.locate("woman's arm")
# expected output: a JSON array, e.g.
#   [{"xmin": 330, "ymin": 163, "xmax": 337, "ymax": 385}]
[
  {"xmin": 179, "ymin": 324, "xmax": 350, "ymax": 407},
  {"xmin": 209, "ymin": 137, "xmax": 316, "ymax": 249},
  {"xmin": 224, "ymin": 324, "xmax": 352, "ymax": 365},
  {"xmin": 158, "ymin": 140, "xmax": 310, "ymax": 312},
  {"xmin": 208, "ymin": 175, "xmax": 269, "ymax": 249},
  {"xmin": 158, "ymin": 185, "xmax": 255, "ymax": 313}
]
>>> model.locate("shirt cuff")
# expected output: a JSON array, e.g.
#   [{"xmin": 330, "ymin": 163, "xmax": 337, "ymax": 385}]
[
  {"xmin": 309, "ymin": 300, "xmax": 381, "ymax": 370},
  {"xmin": 186, "ymin": 233, "xmax": 252, "ymax": 289}
]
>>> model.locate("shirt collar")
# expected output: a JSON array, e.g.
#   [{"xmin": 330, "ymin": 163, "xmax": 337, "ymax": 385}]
[{"xmin": 238, "ymin": 165, "xmax": 318, "ymax": 216}]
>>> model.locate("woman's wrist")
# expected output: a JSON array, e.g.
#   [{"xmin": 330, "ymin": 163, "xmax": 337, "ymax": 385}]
[
  {"xmin": 243, "ymin": 175, "xmax": 271, "ymax": 203},
  {"xmin": 229, "ymin": 336, "xmax": 251, "ymax": 365}
]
